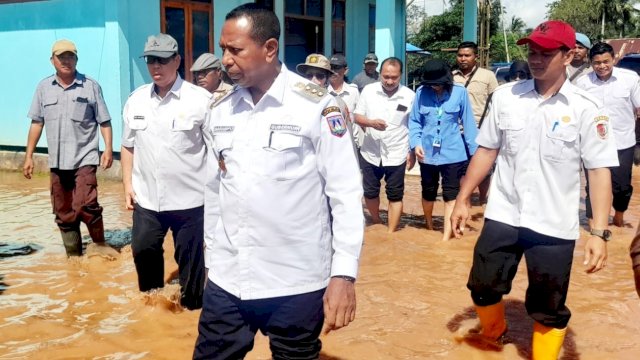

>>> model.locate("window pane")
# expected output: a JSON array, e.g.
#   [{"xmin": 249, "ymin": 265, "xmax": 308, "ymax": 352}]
[
  {"xmin": 285, "ymin": 0, "xmax": 303, "ymax": 15},
  {"xmin": 284, "ymin": 17, "xmax": 323, "ymax": 71},
  {"xmin": 369, "ymin": 5, "xmax": 375, "ymax": 26},
  {"xmin": 256, "ymin": 0, "xmax": 275, "ymax": 11},
  {"xmin": 332, "ymin": 24, "xmax": 344, "ymax": 54},
  {"xmin": 165, "ymin": 6, "xmax": 186, "ymax": 78},
  {"xmin": 332, "ymin": 0, "xmax": 345, "ymax": 21},
  {"xmin": 192, "ymin": 10, "xmax": 211, "ymax": 61},
  {"xmin": 307, "ymin": 0, "xmax": 323, "ymax": 17}
]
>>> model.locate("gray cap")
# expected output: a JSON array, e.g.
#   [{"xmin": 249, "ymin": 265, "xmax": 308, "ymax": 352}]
[
  {"xmin": 143, "ymin": 33, "xmax": 178, "ymax": 58},
  {"xmin": 190, "ymin": 53, "xmax": 222, "ymax": 72},
  {"xmin": 364, "ymin": 53, "xmax": 378, "ymax": 64}
]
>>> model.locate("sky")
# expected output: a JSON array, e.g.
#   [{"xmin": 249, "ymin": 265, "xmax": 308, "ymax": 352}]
[{"xmin": 415, "ymin": 0, "xmax": 554, "ymax": 28}]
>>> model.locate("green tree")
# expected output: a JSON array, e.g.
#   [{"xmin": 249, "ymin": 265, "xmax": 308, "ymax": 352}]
[{"xmin": 548, "ymin": 0, "xmax": 640, "ymax": 39}]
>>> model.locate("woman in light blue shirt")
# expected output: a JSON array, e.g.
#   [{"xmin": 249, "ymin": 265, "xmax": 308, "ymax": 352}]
[{"xmin": 409, "ymin": 59, "xmax": 478, "ymax": 241}]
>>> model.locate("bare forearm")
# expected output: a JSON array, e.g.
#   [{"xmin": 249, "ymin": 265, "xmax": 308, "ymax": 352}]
[
  {"xmin": 120, "ymin": 146, "xmax": 134, "ymax": 186},
  {"xmin": 99, "ymin": 121, "xmax": 113, "ymax": 151},
  {"xmin": 587, "ymin": 168, "xmax": 612, "ymax": 230},
  {"xmin": 457, "ymin": 146, "xmax": 498, "ymax": 201},
  {"xmin": 354, "ymin": 114, "xmax": 369, "ymax": 127},
  {"xmin": 25, "ymin": 121, "xmax": 44, "ymax": 157}
]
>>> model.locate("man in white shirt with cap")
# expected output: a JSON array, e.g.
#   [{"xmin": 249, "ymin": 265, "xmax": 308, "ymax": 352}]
[{"xmin": 121, "ymin": 33, "xmax": 212, "ymax": 310}]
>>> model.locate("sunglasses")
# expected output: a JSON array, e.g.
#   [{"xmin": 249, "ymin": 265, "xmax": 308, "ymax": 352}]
[
  {"xmin": 145, "ymin": 55, "xmax": 175, "ymax": 65},
  {"xmin": 305, "ymin": 72, "xmax": 327, "ymax": 81},
  {"xmin": 331, "ymin": 65, "xmax": 345, "ymax": 71}
]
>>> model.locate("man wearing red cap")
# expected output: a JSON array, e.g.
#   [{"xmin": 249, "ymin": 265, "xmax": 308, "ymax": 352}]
[{"xmin": 451, "ymin": 20, "xmax": 618, "ymax": 359}]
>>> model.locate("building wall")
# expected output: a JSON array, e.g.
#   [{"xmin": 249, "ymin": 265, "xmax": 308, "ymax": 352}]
[{"xmin": 0, "ymin": 0, "xmax": 159, "ymax": 151}]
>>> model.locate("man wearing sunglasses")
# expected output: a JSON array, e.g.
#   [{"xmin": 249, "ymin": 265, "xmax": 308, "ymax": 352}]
[
  {"xmin": 190, "ymin": 52, "xmax": 233, "ymax": 102},
  {"xmin": 329, "ymin": 54, "xmax": 363, "ymax": 148},
  {"xmin": 121, "ymin": 33, "xmax": 212, "ymax": 310},
  {"xmin": 24, "ymin": 39, "xmax": 118, "ymax": 258}
]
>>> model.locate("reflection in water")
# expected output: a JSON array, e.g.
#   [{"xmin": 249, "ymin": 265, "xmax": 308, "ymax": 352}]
[{"xmin": 1, "ymin": 169, "xmax": 640, "ymax": 359}]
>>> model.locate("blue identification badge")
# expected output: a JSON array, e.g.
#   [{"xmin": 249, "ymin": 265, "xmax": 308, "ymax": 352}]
[{"xmin": 432, "ymin": 135, "xmax": 442, "ymax": 147}]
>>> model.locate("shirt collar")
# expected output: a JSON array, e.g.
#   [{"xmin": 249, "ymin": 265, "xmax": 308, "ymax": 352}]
[
  {"xmin": 375, "ymin": 82, "xmax": 404, "ymax": 99},
  {"xmin": 52, "ymin": 72, "xmax": 84, "ymax": 87},
  {"xmin": 592, "ymin": 67, "xmax": 619, "ymax": 83},
  {"xmin": 452, "ymin": 65, "xmax": 477, "ymax": 78},
  {"xmin": 149, "ymin": 74, "xmax": 184, "ymax": 99},
  {"xmin": 234, "ymin": 63, "xmax": 288, "ymax": 107}
]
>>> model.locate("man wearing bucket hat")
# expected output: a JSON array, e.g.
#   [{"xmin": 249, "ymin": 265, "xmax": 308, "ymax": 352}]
[
  {"xmin": 24, "ymin": 39, "xmax": 118, "ymax": 258},
  {"xmin": 296, "ymin": 54, "xmax": 357, "ymax": 151},
  {"xmin": 352, "ymin": 53, "xmax": 380, "ymax": 93},
  {"xmin": 567, "ymin": 32, "xmax": 593, "ymax": 84},
  {"xmin": 190, "ymin": 53, "xmax": 233, "ymax": 101},
  {"xmin": 121, "ymin": 33, "xmax": 211, "ymax": 310},
  {"xmin": 451, "ymin": 20, "xmax": 617, "ymax": 358}
]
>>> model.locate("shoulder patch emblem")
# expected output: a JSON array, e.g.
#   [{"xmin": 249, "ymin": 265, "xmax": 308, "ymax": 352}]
[
  {"xmin": 293, "ymin": 82, "xmax": 327, "ymax": 103},
  {"xmin": 596, "ymin": 120, "xmax": 609, "ymax": 140},
  {"xmin": 594, "ymin": 115, "xmax": 609, "ymax": 122},
  {"xmin": 321, "ymin": 106, "xmax": 341, "ymax": 117},
  {"xmin": 326, "ymin": 113, "xmax": 347, "ymax": 137}
]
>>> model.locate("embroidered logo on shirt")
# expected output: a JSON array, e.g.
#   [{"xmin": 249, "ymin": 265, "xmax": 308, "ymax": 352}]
[
  {"xmin": 213, "ymin": 126, "xmax": 235, "ymax": 133},
  {"xmin": 326, "ymin": 114, "xmax": 347, "ymax": 137},
  {"xmin": 561, "ymin": 116, "xmax": 571, "ymax": 123},
  {"xmin": 321, "ymin": 106, "xmax": 341, "ymax": 117},
  {"xmin": 596, "ymin": 120, "xmax": 609, "ymax": 140},
  {"xmin": 594, "ymin": 115, "xmax": 609, "ymax": 122},
  {"xmin": 270, "ymin": 124, "xmax": 301, "ymax": 133}
]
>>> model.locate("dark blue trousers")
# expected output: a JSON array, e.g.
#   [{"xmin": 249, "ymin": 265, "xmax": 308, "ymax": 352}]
[{"xmin": 193, "ymin": 281, "xmax": 325, "ymax": 360}]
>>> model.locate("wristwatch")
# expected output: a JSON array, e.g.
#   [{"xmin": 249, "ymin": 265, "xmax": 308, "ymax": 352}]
[
  {"xmin": 590, "ymin": 229, "xmax": 612, "ymax": 241},
  {"xmin": 332, "ymin": 275, "xmax": 356, "ymax": 283}
]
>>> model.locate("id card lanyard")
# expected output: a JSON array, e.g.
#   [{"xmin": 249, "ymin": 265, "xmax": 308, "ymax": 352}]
[{"xmin": 433, "ymin": 99, "xmax": 443, "ymax": 148}]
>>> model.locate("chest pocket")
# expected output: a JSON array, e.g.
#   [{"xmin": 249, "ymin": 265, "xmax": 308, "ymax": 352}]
[
  {"xmin": 171, "ymin": 115, "xmax": 201, "ymax": 150},
  {"xmin": 498, "ymin": 114, "xmax": 525, "ymax": 154},
  {"xmin": 260, "ymin": 132, "xmax": 304, "ymax": 180},
  {"xmin": 71, "ymin": 97, "xmax": 95, "ymax": 125},
  {"xmin": 543, "ymin": 125, "xmax": 578, "ymax": 163},
  {"xmin": 43, "ymin": 96, "xmax": 58, "ymax": 120},
  {"xmin": 213, "ymin": 133, "xmax": 234, "ymax": 157}
]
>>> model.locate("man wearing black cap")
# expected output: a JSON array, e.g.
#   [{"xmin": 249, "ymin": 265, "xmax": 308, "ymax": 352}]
[
  {"xmin": 328, "ymin": 53, "xmax": 362, "ymax": 147},
  {"xmin": 352, "ymin": 53, "xmax": 380, "ymax": 93},
  {"xmin": 451, "ymin": 20, "xmax": 617, "ymax": 358},
  {"xmin": 121, "ymin": 33, "xmax": 211, "ymax": 310}
]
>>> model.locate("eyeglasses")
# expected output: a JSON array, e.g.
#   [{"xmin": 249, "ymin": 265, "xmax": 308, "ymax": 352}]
[
  {"xmin": 194, "ymin": 68, "xmax": 217, "ymax": 78},
  {"xmin": 145, "ymin": 55, "xmax": 175, "ymax": 65},
  {"xmin": 331, "ymin": 65, "xmax": 345, "ymax": 71},
  {"xmin": 305, "ymin": 72, "xmax": 327, "ymax": 81}
]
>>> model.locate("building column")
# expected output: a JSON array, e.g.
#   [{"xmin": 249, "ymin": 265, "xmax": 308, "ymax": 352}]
[
  {"xmin": 463, "ymin": 0, "xmax": 478, "ymax": 42},
  {"xmin": 374, "ymin": 0, "xmax": 405, "ymax": 81}
]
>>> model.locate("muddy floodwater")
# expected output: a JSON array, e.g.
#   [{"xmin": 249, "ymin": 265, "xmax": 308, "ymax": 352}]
[{"xmin": 1, "ymin": 169, "xmax": 639, "ymax": 359}]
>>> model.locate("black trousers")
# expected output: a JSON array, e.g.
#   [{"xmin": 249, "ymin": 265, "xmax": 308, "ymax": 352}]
[
  {"xmin": 131, "ymin": 204, "xmax": 205, "ymax": 310},
  {"xmin": 193, "ymin": 281, "xmax": 325, "ymax": 360},
  {"xmin": 467, "ymin": 219, "xmax": 575, "ymax": 328},
  {"xmin": 585, "ymin": 145, "xmax": 634, "ymax": 218}
]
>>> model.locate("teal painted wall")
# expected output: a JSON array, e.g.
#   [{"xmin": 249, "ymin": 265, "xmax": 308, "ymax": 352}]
[{"xmin": 0, "ymin": 0, "xmax": 159, "ymax": 151}]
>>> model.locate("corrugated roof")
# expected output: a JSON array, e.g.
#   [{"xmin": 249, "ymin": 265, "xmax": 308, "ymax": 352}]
[{"xmin": 605, "ymin": 38, "xmax": 640, "ymax": 63}]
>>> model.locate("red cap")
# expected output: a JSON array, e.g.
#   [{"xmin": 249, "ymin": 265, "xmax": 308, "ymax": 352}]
[{"xmin": 516, "ymin": 20, "xmax": 575, "ymax": 50}]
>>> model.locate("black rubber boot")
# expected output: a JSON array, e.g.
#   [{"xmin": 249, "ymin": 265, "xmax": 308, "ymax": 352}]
[{"xmin": 60, "ymin": 229, "xmax": 82, "ymax": 257}]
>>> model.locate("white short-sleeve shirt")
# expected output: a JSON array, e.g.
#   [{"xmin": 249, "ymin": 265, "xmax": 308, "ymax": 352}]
[
  {"xmin": 203, "ymin": 65, "xmax": 364, "ymax": 300},
  {"xmin": 354, "ymin": 82, "xmax": 415, "ymax": 167},
  {"xmin": 122, "ymin": 76, "xmax": 212, "ymax": 212},
  {"xmin": 478, "ymin": 79, "xmax": 619, "ymax": 240},
  {"xmin": 576, "ymin": 67, "xmax": 640, "ymax": 150}
]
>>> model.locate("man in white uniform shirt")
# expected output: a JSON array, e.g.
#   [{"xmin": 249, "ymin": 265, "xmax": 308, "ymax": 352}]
[
  {"xmin": 354, "ymin": 57, "xmax": 415, "ymax": 233},
  {"xmin": 328, "ymin": 53, "xmax": 362, "ymax": 147},
  {"xmin": 121, "ymin": 33, "xmax": 211, "ymax": 310},
  {"xmin": 193, "ymin": 5, "xmax": 364, "ymax": 359},
  {"xmin": 577, "ymin": 41, "xmax": 640, "ymax": 228},
  {"xmin": 451, "ymin": 21, "xmax": 618, "ymax": 358}
]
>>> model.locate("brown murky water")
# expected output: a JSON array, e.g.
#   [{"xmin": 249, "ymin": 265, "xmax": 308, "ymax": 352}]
[{"xmin": 1, "ymin": 169, "xmax": 639, "ymax": 359}]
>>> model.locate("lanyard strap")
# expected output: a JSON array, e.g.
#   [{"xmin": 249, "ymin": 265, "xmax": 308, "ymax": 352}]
[{"xmin": 463, "ymin": 66, "xmax": 479, "ymax": 88}]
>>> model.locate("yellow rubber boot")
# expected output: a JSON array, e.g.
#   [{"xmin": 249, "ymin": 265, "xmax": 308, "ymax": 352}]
[
  {"xmin": 475, "ymin": 301, "xmax": 507, "ymax": 339},
  {"xmin": 532, "ymin": 322, "xmax": 566, "ymax": 360}
]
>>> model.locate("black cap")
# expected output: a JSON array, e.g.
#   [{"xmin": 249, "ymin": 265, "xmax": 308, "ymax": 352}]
[
  {"xmin": 330, "ymin": 53, "xmax": 347, "ymax": 67},
  {"xmin": 421, "ymin": 59, "xmax": 452, "ymax": 86}
]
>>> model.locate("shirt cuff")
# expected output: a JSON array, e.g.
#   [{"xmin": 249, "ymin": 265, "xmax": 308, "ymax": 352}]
[{"xmin": 330, "ymin": 254, "xmax": 359, "ymax": 279}]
